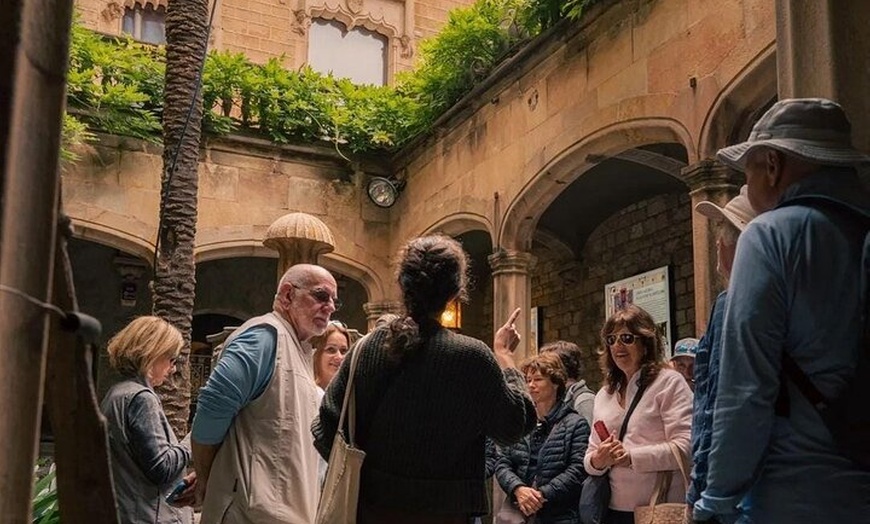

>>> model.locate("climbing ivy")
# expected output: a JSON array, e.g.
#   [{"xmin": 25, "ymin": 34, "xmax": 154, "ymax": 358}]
[{"xmin": 61, "ymin": 0, "xmax": 599, "ymax": 160}]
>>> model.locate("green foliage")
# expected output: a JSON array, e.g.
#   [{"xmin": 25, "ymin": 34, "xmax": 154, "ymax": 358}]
[
  {"xmin": 61, "ymin": 113, "xmax": 96, "ymax": 163},
  {"xmin": 64, "ymin": 0, "xmax": 596, "ymax": 157},
  {"xmin": 32, "ymin": 462, "xmax": 59, "ymax": 524},
  {"xmin": 518, "ymin": 0, "xmax": 599, "ymax": 33},
  {"xmin": 398, "ymin": 0, "xmax": 526, "ymax": 132},
  {"xmin": 67, "ymin": 23, "xmax": 163, "ymax": 140}
]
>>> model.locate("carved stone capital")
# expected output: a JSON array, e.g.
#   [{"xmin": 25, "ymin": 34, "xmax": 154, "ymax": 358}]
[
  {"xmin": 488, "ymin": 249, "xmax": 536, "ymax": 276},
  {"xmin": 363, "ymin": 301, "xmax": 404, "ymax": 330},
  {"xmin": 681, "ymin": 159, "xmax": 743, "ymax": 196}
]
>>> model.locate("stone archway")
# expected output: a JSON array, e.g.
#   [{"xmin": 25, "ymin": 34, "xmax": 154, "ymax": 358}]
[
  {"xmin": 498, "ymin": 118, "xmax": 694, "ymax": 252},
  {"xmin": 421, "ymin": 212, "xmax": 493, "ymax": 239},
  {"xmin": 698, "ymin": 44, "xmax": 777, "ymax": 159},
  {"xmin": 70, "ymin": 218, "xmax": 155, "ymax": 266}
]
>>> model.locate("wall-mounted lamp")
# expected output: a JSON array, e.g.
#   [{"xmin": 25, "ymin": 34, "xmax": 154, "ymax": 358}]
[
  {"xmin": 366, "ymin": 176, "xmax": 406, "ymax": 208},
  {"xmin": 440, "ymin": 299, "xmax": 462, "ymax": 330}
]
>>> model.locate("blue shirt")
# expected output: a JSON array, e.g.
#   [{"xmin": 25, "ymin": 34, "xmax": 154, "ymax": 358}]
[
  {"xmin": 694, "ymin": 171, "xmax": 870, "ymax": 523},
  {"xmin": 191, "ymin": 325, "xmax": 277, "ymax": 445}
]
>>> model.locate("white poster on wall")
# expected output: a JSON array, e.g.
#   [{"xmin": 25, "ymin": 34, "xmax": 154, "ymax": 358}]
[{"xmin": 604, "ymin": 266, "xmax": 673, "ymax": 358}]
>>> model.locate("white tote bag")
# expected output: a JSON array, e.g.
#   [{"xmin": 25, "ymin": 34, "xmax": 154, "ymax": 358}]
[{"xmin": 315, "ymin": 337, "xmax": 367, "ymax": 524}]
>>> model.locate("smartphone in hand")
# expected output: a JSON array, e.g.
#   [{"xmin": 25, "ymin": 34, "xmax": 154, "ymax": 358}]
[
  {"xmin": 165, "ymin": 479, "xmax": 189, "ymax": 504},
  {"xmin": 593, "ymin": 420, "xmax": 610, "ymax": 441}
]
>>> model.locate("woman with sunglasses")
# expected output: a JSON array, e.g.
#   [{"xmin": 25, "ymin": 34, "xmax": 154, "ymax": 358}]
[
  {"xmin": 100, "ymin": 316, "xmax": 194, "ymax": 524},
  {"xmin": 313, "ymin": 234, "xmax": 537, "ymax": 524},
  {"xmin": 583, "ymin": 304, "xmax": 692, "ymax": 524}
]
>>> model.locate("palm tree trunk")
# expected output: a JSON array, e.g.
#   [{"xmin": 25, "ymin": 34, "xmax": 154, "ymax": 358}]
[{"xmin": 153, "ymin": 0, "xmax": 209, "ymax": 437}]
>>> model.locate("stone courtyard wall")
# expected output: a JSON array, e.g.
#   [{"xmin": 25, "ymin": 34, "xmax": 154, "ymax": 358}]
[
  {"xmin": 63, "ymin": 133, "xmax": 396, "ymax": 302},
  {"xmin": 531, "ymin": 191, "xmax": 694, "ymax": 388}
]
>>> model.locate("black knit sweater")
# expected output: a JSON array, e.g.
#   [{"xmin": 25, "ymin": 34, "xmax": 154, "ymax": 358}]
[{"xmin": 312, "ymin": 325, "xmax": 536, "ymax": 516}]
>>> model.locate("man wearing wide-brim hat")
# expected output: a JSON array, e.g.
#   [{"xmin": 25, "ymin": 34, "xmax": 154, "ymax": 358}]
[
  {"xmin": 686, "ymin": 185, "xmax": 757, "ymax": 517},
  {"xmin": 693, "ymin": 98, "xmax": 870, "ymax": 524}
]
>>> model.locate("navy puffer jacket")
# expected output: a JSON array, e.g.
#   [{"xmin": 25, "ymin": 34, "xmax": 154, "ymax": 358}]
[{"xmin": 495, "ymin": 401, "xmax": 590, "ymax": 524}]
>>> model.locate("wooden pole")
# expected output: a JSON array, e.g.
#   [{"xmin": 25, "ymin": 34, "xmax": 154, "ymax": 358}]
[
  {"xmin": 0, "ymin": 0, "xmax": 75, "ymax": 520},
  {"xmin": 45, "ymin": 223, "xmax": 120, "ymax": 523}
]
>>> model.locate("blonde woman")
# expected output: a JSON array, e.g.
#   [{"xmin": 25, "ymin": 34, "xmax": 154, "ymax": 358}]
[
  {"xmin": 100, "ymin": 316, "xmax": 193, "ymax": 524},
  {"xmin": 311, "ymin": 320, "xmax": 351, "ymax": 390}
]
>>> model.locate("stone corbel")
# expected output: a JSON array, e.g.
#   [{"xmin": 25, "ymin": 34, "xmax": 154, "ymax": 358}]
[
  {"xmin": 399, "ymin": 34, "xmax": 414, "ymax": 58},
  {"xmin": 102, "ymin": 2, "xmax": 124, "ymax": 22},
  {"xmin": 293, "ymin": 9, "xmax": 312, "ymax": 36}
]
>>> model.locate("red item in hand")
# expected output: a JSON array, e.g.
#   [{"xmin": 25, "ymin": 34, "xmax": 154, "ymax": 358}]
[{"xmin": 593, "ymin": 420, "xmax": 609, "ymax": 440}]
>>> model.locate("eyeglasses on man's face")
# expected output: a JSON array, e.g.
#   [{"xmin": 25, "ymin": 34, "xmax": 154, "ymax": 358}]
[
  {"xmin": 292, "ymin": 284, "xmax": 342, "ymax": 311},
  {"xmin": 604, "ymin": 333, "xmax": 641, "ymax": 346}
]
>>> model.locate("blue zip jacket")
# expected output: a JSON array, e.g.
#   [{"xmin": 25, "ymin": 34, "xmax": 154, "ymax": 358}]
[{"xmin": 495, "ymin": 401, "xmax": 589, "ymax": 524}]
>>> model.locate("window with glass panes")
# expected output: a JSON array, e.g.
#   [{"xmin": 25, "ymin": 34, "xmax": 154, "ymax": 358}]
[
  {"xmin": 308, "ymin": 19, "xmax": 388, "ymax": 86},
  {"xmin": 122, "ymin": 3, "xmax": 166, "ymax": 45}
]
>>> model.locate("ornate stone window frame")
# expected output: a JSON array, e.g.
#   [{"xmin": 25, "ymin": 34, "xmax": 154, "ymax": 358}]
[
  {"xmin": 293, "ymin": 1, "xmax": 414, "ymax": 84},
  {"xmin": 116, "ymin": 0, "xmax": 168, "ymax": 44}
]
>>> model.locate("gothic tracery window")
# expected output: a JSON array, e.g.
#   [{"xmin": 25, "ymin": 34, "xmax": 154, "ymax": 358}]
[
  {"xmin": 122, "ymin": 3, "xmax": 166, "ymax": 45},
  {"xmin": 308, "ymin": 18, "xmax": 388, "ymax": 86}
]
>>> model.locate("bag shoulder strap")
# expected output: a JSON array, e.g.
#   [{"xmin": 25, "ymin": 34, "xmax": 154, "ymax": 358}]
[
  {"xmin": 774, "ymin": 195, "xmax": 870, "ymax": 416},
  {"xmin": 646, "ymin": 442, "xmax": 690, "ymax": 507},
  {"xmin": 618, "ymin": 381, "xmax": 646, "ymax": 440},
  {"xmin": 336, "ymin": 332, "xmax": 369, "ymax": 447}
]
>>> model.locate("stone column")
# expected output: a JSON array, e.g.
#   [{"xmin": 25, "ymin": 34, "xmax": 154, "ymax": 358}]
[
  {"xmin": 776, "ymin": 0, "xmax": 870, "ymax": 152},
  {"xmin": 363, "ymin": 300, "xmax": 404, "ymax": 332},
  {"xmin": 488, "ymin": 249, "xmax": 536, "ymax": 362},
  {"xmin": 682, "ymin": 160, "xmax": 742, "ymax": 334}
]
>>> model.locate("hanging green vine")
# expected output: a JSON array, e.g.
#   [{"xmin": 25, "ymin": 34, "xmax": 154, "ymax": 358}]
[{"xmin": 61, "ymin": 0, "xmax": 599, "ymax": 160}]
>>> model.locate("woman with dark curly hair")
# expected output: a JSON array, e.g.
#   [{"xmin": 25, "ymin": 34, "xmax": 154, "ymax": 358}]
[
  {"xmin": 583, "ymin": 304, "xmax": 692, "ymax": 524},
  {"xmin": 495, "ymin": 352, "xmax": 589, "ymax": 524},
  {"xmin": 312, "ymin": 234, "xmax": 537, "ymax": 524}
]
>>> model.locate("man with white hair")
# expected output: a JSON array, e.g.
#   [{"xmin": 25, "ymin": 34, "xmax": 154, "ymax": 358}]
[
  {"xmin": 191, "ymin": 264, "xmax": 339, "ymax": 524},
  {"xmin": 694, "ymin": 98, "xmax": 870, "ymax": 523},
  {"xmin": 687, "ymin": 186, "xmax": 756, "ymax": 513}
]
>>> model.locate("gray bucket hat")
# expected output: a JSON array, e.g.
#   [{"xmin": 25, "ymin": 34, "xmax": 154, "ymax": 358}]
[{"xmin": 717, "ymin": 98, "xmax": 870, "ymax": 170}]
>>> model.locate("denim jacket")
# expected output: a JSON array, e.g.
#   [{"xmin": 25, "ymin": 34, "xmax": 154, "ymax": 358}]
[{"xmin": 687, "ymin": 291, "xmax": 728, "ymax": 508}]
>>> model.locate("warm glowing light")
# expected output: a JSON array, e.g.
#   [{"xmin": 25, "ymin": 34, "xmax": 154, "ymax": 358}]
[{"xmin": 440, "ymin": 299, "xmax": 462, "ymax": 329}]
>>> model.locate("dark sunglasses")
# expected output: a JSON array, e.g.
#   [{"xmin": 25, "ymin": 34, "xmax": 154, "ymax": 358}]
[
  {"xmin": 604, "ymin": 333, "xmax": 641, "ymax": 346},
  {"xmin": 292, "ymin": 284, "xmax": 342, "ymax": 311}
]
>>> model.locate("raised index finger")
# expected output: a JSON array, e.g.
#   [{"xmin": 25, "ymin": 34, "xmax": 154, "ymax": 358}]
[{"xmin": 503, "ymin": 307, "xmax": 521, "ymax": 328}]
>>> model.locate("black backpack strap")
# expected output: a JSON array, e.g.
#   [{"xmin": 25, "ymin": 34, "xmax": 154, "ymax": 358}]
[
  {"xmin": 780, "ymin": 352, "xmax": 830, "ymax": 411},
  {"xmin": 774, "ymin": 194, "xmax": 870, "ymax": 418},
  {"xmin": 618, "ymin": 382, "xmax": 647, "ymax": 440}
]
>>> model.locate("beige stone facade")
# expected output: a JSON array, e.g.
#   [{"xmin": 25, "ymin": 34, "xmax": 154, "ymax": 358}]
[
  {"xmin": 76, "ymin": 0, "xmax": 468, "ymax": 76},
  {"xmin": 64, "ymin": 0, "xmax": 870, "ymax": 387}
]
